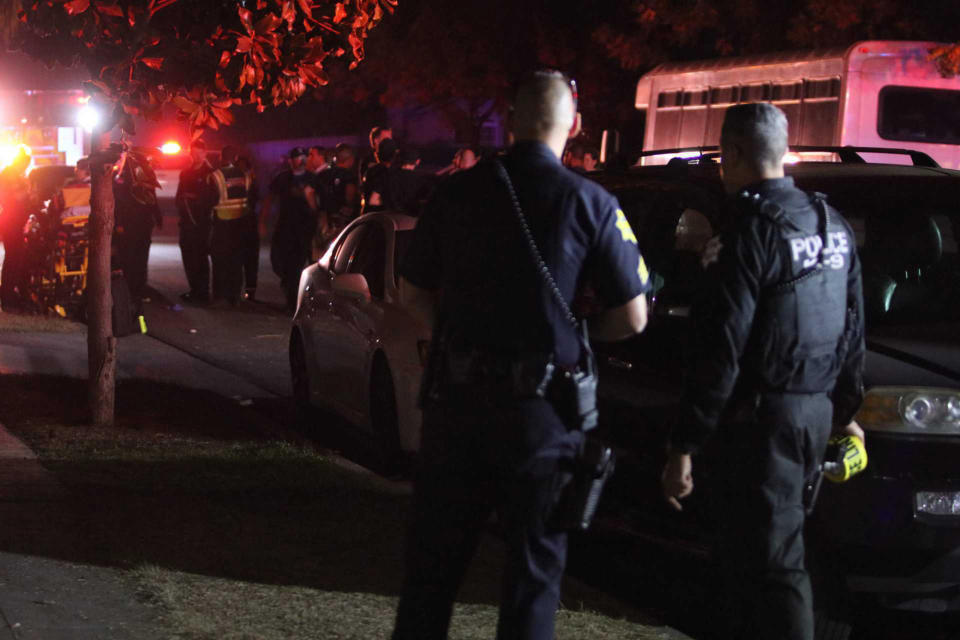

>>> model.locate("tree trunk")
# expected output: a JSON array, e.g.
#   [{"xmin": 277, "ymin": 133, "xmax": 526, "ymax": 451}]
[{"xmin": 87, "ymin": 130, "xmax": 116, "ymax": 427}]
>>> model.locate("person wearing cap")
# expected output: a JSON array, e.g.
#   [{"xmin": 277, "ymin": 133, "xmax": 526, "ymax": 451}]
[
  {"xmin": 175, "ymin": 139, "xmax": 216, "ymax": 304},
  {"xmin": 208, "ymin": 145, "xmax": 255, "ymax": 306},
  {"xmin": 361, "ymin": 137, "xmax": 398, "ymax": 214},
  {"xmin": 267, "ymin": 146, "xmax": 322, "ymax": 311}
]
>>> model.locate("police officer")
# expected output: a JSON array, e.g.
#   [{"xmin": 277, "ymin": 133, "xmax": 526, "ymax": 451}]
[
  {"xmin": 114, "ymin": 149, "xmax": 163, "ymax": 312},
  {"xmin": 175, "ymin": 140, "xmax": 215, "ymax": 304},
  {"xmin": 267, "ymin": 147, "xmax": 320, "ymax": 311},
  {"xmin": 661, "ymin": 103, "xmax": 866, "ymax": 640},
  {"xmin": 319, "ymin": 143, "xmax": 359, "ymax": 231},
  {"xmin": 209, "ymin": 145, "xmax": 254, "ymax": 306},
  {"xmin": 392, "ymin": 70, "xmax": 651, "ymax": 640}
]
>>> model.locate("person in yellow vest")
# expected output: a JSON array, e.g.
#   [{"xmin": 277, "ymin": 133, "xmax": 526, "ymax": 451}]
[{"xmin": 208, "ymin": 145, "xmax": 254, "ymax": 306}]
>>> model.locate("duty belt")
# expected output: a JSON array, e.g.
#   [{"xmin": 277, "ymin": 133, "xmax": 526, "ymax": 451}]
[{"xmin": 440, "ymin": 349, "xmax": 555, "ymax": 401}]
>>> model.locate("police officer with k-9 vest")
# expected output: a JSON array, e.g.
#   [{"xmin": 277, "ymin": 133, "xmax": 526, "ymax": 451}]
[
  {"xmin": 209, "ymin": 145, "xmax": 254, "ymax": 306},
  {"xmin": 661, "ymin": 103, "xmax": 866, "ymax": 640},
  {"xmin": 175, "ymin": 139, "xmax": 215, "ymax": 304},
  {"xmin": 391, "ymin": 70, "xmax": 651, "ymax": 640}
]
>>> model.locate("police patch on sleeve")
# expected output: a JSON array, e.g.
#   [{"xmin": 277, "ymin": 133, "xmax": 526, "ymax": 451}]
[
  {"xmin": 638, "ymin": 255, "xmax": 649, "ymax": 284},
  {"xmin": 615, "ymin": 209, "xmax": 637, "ymax": 244}
]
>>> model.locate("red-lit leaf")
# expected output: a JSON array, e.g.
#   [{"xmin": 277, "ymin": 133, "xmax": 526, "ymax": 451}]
[
  {"xmin": 63, "ymin": 0, "xmax": 90, "ymax": 15},
  {"xmin": 191, "ymin": 128, "xmax": 205, "ymax": 142},
  {"xmin": 95, "ymin": 2, "xmax": 125, "ymax": 17},
  {"xmin": 238, "ymin": 7, "xmax": 253, "ymax": 30},
  {"xmin": 211, "ymin": 106, "xmax": 234, "ymax": 126},
  {"xmin": 254, "ymin": 13, "xmax": 282, "ymax": 35},
  {"xmin": 297, "ymin": 0, "xmax": 312, "ymax": 18},
  {"xmin": 332, "ymin": 2, "xmax": 347, "ymax": 24},
  {"xmin": 218, "ymin": 50, "xmax": 231, "ymax": 67},
  {"xmin": 281, "ymin": 1, "xmax": 296, "ymax": 28},
  {"xmin": 173, "ymin": 96, "xmax": 200, "ymax": 114},
  {"xmin": 140, "ymin": 57, "xmax": 163, "ymax": 70},
  {"xmin": 127, "ymin": 5, "xmax": 136, "ymax": 27}
]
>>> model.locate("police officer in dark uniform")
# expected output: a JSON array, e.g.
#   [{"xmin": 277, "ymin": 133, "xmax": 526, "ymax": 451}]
[
  {"xmin": 392, "ymin": 71, "xmax": 651, "ymax": 640},
  {"xmin": 209, "ymin": 145, "xmax": 254, "ymax": 306},
  {"xmin": 114, "ymin": 149, "xmax": 163, "ymax": 312},
  {"xmin": 661, "ymin": 103, "xmax": 866, "ymax": 640},
  {"xmin": 267, "ymin": 146, "xmax": 320, "ymax": 311},
  {"xmin": 175, "ymin": 140, "xmax": 215, "ymax": 304}
]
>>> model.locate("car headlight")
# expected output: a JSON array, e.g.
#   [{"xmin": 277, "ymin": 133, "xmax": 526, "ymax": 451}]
[{"xmin": 856, "ymin": 387, "xmax": 960, "ymax": 435}]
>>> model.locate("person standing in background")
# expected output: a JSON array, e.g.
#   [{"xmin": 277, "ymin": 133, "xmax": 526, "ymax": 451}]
[{"xmin": 175, "ymin": 140, "xmax": 215, "ymax": 304}]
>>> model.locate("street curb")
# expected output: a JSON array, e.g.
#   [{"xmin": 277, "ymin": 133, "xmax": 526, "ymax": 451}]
[{"xmin": 0, "ymin": 424, "xmax": 66, "ymax": 503}]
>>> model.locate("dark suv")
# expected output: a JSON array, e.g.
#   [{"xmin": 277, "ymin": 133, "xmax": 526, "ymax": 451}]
[{"xmin": 587, "ymin": 147, "xmax": 960, "ymax": 619}]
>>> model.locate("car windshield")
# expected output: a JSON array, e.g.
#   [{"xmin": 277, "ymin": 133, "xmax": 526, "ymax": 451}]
[{"xmin": 393, "ymin": 229, "xmax": 414, "ymax": 287}]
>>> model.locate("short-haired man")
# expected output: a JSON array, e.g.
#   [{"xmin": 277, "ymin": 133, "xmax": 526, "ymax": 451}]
[
  {"xmin": 266, "ymin": 146, "xmax": 320, "ymax": 311},
  {"xmin": 319, "ymin": 143, "xmax": 359, "ymax": 231},
  {"xmin": 369, "ymin": 126, "xmax": 392, "ymax": 160},
  {"xmin": 175, "ymin": 139, "xmax": 215, "ymax": 304},
  {"xmin": 307, "ymin": 145, "xmax": 329, "ymax": 174},
  {"xmin": 391, "ymin": 70, "xmax": 650, "ymax": 640},
  {"xmin": 661, "ymin": 103, "xmax": 866, "ymax": 640}
]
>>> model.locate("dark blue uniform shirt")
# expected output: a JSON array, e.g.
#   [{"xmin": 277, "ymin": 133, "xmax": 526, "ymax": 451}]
[{"xmin": 401, "ymin": 141, "xmax": 651, "ymax": 366}]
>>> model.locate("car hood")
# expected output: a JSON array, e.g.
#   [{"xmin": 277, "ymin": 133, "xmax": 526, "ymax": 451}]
[{"xmin": 865, "ymin": 324, "xmax": 960, "ymax": 387}]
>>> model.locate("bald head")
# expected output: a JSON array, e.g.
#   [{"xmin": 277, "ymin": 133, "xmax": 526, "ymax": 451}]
[{"xmin": 512, "ymin": 72, "xmax": 577, "ymax": 155}]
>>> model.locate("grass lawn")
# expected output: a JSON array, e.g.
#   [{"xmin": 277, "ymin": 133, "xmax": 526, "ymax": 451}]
[
  {"xmin": 0, "ymin": 374, "xmax": 683, "ymax": 639},
  {"xmin": 0, "ymin": 309, "xmax": 84, "ymax": 333}
]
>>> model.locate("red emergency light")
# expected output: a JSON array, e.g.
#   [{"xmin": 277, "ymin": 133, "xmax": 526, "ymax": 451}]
[{"xmin": 160, "ymin": 141, "xmax": 182, "ymax": 155}]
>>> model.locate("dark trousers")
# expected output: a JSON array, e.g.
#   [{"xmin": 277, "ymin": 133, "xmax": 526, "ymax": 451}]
[
  {"xmin": 241, "ymin": 214, "xmax": 259, "ymax": 294},
  {"xmin": 0, "ymin": 228, "xmax": 26, "ymax": 310},
  {"xmin": 713, "ymin": 393, "xmax": 833, "ymax": 640},
  {"xmin": 392, "ymin": 398, "xmax": 581, "ymax": 640},
  {"xmin": 211, "ymin": 218, "xmax": 245, "ymax": 303},
  {"xmin": 179, "ymin": 220, "xmax": 210, "ymax": 299},
  {"xmin": 116, "ymin": 223, "xmax": 152, "ymax": 306},
  {"xmin": 271, "ymin": 229, "xmax": 309, "ymax": 310}
]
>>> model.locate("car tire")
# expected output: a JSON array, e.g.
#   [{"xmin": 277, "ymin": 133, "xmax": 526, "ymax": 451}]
[
  {"xmin": 370, "ymin": 354, "xmax": 402, "ymax": 474},
  {"xmin": 289, "ymin": 331, "xmax": 315, "ymax": 428}
]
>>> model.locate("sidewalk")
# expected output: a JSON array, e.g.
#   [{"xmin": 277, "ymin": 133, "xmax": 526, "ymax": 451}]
[{"xmin": 0, "ymin": 427, "xmax": 162, "ymax": 639}]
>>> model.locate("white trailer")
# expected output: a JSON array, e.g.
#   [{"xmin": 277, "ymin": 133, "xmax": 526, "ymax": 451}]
[{"xmin": 635, "ymin": 41, "xmax": 960, "ymax": 168}]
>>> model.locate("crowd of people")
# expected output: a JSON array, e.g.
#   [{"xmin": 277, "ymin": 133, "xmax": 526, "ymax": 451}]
[{"xmin": 0, "ymin": 122, "xmax": 602, "ymax": 317}]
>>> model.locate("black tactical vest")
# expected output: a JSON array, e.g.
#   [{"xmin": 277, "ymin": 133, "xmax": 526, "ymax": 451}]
[{"xmin": 743, "ymin": 192, "xmax": 850, "ymax": 392}]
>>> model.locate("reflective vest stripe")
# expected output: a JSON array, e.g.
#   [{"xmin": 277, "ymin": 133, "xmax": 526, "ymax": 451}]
[{"xmin": 211, "ymin": 166, "xmax": 252, "ymax": 220}]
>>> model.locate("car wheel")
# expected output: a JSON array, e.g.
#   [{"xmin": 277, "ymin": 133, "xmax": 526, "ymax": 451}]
[
  {"xmin": 370, "ymin": 354, "xmax": 401, "ymax": 473},
  {"xmin": 290, "ymin": 331, "xmax": 314, "ymax": 427}
]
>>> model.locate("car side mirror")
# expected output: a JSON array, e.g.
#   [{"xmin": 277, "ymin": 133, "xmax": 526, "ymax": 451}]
[{"xmin": 332, "ymin": 273, "xmax": 371, "ymax": 303}]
